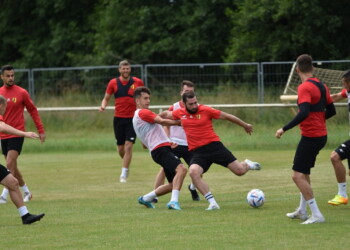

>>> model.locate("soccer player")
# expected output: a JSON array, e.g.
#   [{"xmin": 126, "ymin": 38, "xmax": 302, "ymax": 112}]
[
  {"xmin": 275, "ymin": 54, "xmax": 336, "ymax": 224},
  {"xmin": 161, "ymin": 91, "xmax": 261, "ymax": 210},
  {"xmin": 99, "ymin": 60, "xmax": 144, "ymax": 183},
  {"xmin": 153, "ymin": 80, "xmax": 200, "ymax": 203},
  {"xmin": 327, "ymin": 69, "xmax": 350, "ymax": 206},
  {"xmin": 0, "ymin": 65, "xmax": 46, "ymax": 204},
  {"xmin": 0, "ymin": 94, "xmax": 45, "ymax": 224},
  {"xmin": 133, "ymin": 87, "xmax": 187, "ymax": 210}
]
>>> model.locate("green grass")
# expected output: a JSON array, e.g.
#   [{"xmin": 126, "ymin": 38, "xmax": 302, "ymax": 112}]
[{"xmin": 0, "ymin": 148, "xmax": 349, "ymax": 249}]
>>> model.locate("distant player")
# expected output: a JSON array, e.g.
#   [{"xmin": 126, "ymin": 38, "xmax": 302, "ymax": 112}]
[
  {"xmin": 0, "ymin": 94, "xmax": 45, "ymax": 224},
  {"xmin": 275, "ymin": 54, "xmax": 336, "ymax": 224},
  {"xmin": 133, "ymin": 87, "xmax": 187, "ymax": 210},
  {"xmin": 0, "ymin": 65, "xmax": 46, "ymax": 204},
  {"xmin": 99, "ymin": 60, "xmax": 144, "ymax": 183},
  {"xmin": 161, "ymin": 90, "xmax": 261, "ymax": 210},
  {"xmin": 327, "ymin": 69, "xmax": 350, "ymax": 206},
  {"xmin": 153, "ymin": 80, "xmax": 200, "ymax": 203}
]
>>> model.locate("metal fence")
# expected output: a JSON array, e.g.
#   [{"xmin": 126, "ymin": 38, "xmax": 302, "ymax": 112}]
[{"xmin": 14, "ymin": 60, "xmax": 350, "ymax": 106}]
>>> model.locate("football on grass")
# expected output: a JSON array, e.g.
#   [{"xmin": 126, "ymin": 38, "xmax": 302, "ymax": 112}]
[{"xmin": 247, "ymin": 189, "xmax": 265, "ymax": 208}]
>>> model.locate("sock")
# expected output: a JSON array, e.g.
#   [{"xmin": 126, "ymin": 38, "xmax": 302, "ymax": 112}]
[
  {"xmin": 1, "ymin": 188, "xmax": 9, "ymax": 199},
  {"xmin": 204, "ymin": 192, "xmax": 218, "ymax": 206},
  {"xmin": 143, "ymin": 191, "xmax": 156, "ymax": 202},
  {"xmin": 21, "ymin": 184, "xmax": 30, "ymax": 194},
  {"xmin": 170, "ymin": 190, "xmax": 180, "ymax": 202},
  {"xmin": 18, "ymin": 206, "xmax": 29, "ymax": 217},
  {"xmin": 297, "ymin": 193, "xmax": 307, "ymax": 213},
  {"xmin": 120, "ymin": 167, "xmax": 129, "ymax": 178},
  {"xmin": 338, "ymin": 182, "xmax": 347, "ymax": 197},
  {"xmin": 189, "ymin": 183, "xmax": 196, "ymax": 190},
  {"xmin": 307, "ymin": 198, "xmax": 323, "ymax": 218}
]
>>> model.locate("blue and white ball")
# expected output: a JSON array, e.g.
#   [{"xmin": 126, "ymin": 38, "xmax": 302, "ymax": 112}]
[{"xmin": 247, "ymin": 189, "xmax": 265, "ymax": 208}]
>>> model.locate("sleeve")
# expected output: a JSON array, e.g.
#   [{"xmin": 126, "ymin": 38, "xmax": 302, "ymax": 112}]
[
  {"xmin": 341, "ymin": 89, "xmax": 348, "ymax": 98},
  {"xmin": 172, "ymin": 109, "xmax": 181, "ymax": 120},
  {"xmin": 297, "ymin": 84, "xmax": 311, "ymax": 105},
  {"xmin": 0, "ymin": 115, "xmax": 3, "ymax": 122},
  {"xmin": 203, "ymin": 105, "xmax": 221, "ymax": 119},
  {"xmin": 23, "ymin": 90, "xmax": 45, "ymax": 134},
  {"xmin": 283, "ymin": 103, "xmax": 310, "ymax": 132},
  {"xmin": 139, "ymin": 109, "xmax": 157, "ymax": 123},
  {"xmin": 106, "ymin": 79, "xmax": 116, "ymax": 95},
  {"xmin": 168, "ymin": 105, "xmax": 174, "ymax": 111}
]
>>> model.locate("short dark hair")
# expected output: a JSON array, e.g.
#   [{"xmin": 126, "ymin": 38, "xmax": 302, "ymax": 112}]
[
  {"xmin": 181, "ymin": 80, "xmax": 195, "ymax": 90},
  {"xmin": 134, "ymin": 86, "xmax": 151, "ymax": 99},
  {"xmin": 296, "ymin": 54, "xmax": 313, "ymax": 73},
  {"xmin": 119, "ymin": 60, "xmax": 130, "ymax": 68},
  {"xmin": 1, "ymin": 65, "xmax": 14, "ymax": 74},
  {"xmin": 342, "ymin": 70, "xmax": 350, "ymax": 83},
  {"xmin": 182, "ymin": 90, "xmax": 196, "ymax": 103}
]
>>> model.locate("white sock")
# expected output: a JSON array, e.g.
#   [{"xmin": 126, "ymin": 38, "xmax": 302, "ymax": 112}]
[
  {"xmin": 204, "ymin": 192, "xmax": 218, "ymax": 206},
  {"xmin": 338, "ymin": 182, "xmax": 347, "ymax": 197},
  {"xmin": 297, "ymin": 193, "xmax": 307, "ymax": 213},
  {"xmin": 189, "ymin": 183, "xmax": 196, "ymax": 190},
  {"xmin": 307, "ymin": 198, "xmax": 323, "ymax": 218},
  {"xmin": 18, "ymin": 206, "xmax": 29, "ymax": 217},
  {"xmin": 143, "ymin": 191, "xmax": 156, "ymax": 202},
  {"xmin": 1, "ymin": 188, "xmax": 9, "ymax": 199},
  {"xmin": 21, "ymin": 184, "xmax": 30, "ymax": 194},
  {"xmin": 120, "ymin": 167, "xmax": 129, "ymax": 178},
  {"xmin": 170, "ymin": 190, "xmax": 180, "ymax": 202}
]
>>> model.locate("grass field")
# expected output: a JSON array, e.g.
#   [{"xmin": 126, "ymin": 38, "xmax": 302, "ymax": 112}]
[{"xmin": 0, "ymin": 147, "xmax": 349, "ymax": 249}]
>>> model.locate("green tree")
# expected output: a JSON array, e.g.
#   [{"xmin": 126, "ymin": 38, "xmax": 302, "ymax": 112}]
[
  {"xmin": 92, "ymin": 0, "xmax": 235, "ymax": 64},
  {"xmin": 225, "ymin": 0, "xmax": 350, "ymax": 62},
  {"xmin": 0, "ymin": 0, "xmax": 99, "ymax": 68}
]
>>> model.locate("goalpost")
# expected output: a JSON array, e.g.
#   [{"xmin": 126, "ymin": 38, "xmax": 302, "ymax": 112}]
[{"xmin": 280, "ymin": 63, "xmax": 345, "ymax": 102}]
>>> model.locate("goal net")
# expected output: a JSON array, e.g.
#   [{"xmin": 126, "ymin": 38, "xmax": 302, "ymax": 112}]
[{"xmin": 280, "ymin": 63, "xmax": 345, "ymax": 102}]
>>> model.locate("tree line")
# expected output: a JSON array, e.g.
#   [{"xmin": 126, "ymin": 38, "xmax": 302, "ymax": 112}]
[{"xmin": 1, "ymin": 0, "xmax": 349, "ymax": 68}]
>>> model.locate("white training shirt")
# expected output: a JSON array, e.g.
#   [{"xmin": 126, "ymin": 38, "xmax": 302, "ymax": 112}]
[
  {"xmin": 133, "ymin": 109, "xmax": 170, "ymax": 152},
  {"xmin": 169, "ymin": 101, "xmax": 188, "ymax": 146}
]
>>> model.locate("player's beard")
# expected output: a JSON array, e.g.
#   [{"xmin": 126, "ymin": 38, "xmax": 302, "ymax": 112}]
[
  {"xmin": 5, "ymin": 81, "xmax": 14, "ymax": 87},
  {"xmin": 186, "ymin": 107, "xmax": 197, "ymax": 114},
  {"xmin": 121, "ymin": 72, "xmax": 130, "ymax": 80}
]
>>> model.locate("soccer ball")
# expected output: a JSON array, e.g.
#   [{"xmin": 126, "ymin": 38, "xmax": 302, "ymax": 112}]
[{"xmin": 246, "ymin": 189, "xmax": 265, "ymax": 208}]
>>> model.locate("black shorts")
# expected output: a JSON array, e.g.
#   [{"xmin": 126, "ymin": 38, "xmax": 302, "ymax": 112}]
[
  {"xmin": 190, "ymin": 141, "xmax": 236, "ymax": 173},
  {"xmin": 172, "ymin": 145, "xmax": 193, "ymax": 166},
  {"xmin": 334, "ymin": 140, "xmax": 350, "ymax": 168},
  {"xmin": 0, "ymin": 164, "xmax": 11, "ymax": 182},
  {"xmin": 151, "ymin": 146, "xmax": 182, "ymax": 183},
  {"xmin": 1, "ymin": 137, "xmax": 24, "ymax": 156},
  {"xmin": 113, "ymin": 117, "xmax": 136, "ymax": 145},
  {"xmin": 293, "ymin": 135, "xmax": 327, "ymax": 175}
]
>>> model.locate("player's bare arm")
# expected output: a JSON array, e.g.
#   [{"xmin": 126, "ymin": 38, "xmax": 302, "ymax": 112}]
[
  {"xmin": 99, "ymin": 93, "xmax": 112, "ymax": 112},
  {"xmin": 331, "ymin": 92, "xmax": 345, "ymax": 102},
  {"xmin": 159, "ymin": 110, "xmax": 174, "ymax": 119},
  {"xmin": 154, "ymin": 115, "xmax": 180, "ymax": 126},
  {"xmin": 219, "ymin": 111, "xmax": 253, "ymax": 135},
  {"xmin": 0, "ymin": 121, "xmax": 39, "ymax": 139}
]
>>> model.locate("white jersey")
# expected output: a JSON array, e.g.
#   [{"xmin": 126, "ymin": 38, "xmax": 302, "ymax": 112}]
[
  {"xmin": 169, "ymin": 101, "xmax": 188, "ymax": 146},
  {"xmin": 133, "ymin": 109, "xmax": 170, "ymax": 152}
]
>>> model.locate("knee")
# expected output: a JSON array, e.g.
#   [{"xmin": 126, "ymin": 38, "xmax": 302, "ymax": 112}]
[
  {"xmin": 5, "ymin": 175, "xmax": 19, "ymax": 190},
  {"xmin": 189, "ymin": 166, "xmax": 201, "ymax": 178},
  {"xmin": 330, "ymin": 151, "xmax": 340, "ymax": 163},
  {"xmin": 177, "ymin": 164, "xmax": 187, "ymax": 175}
]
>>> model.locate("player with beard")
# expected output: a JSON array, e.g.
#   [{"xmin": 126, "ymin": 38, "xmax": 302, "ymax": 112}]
[
  {"xmin": 100, "ymin": 60, "xmax": 144, "ymax": 183},
  {"xmin": 160, "ymin": 90, "xmax": 261, "ymax": 210}
]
